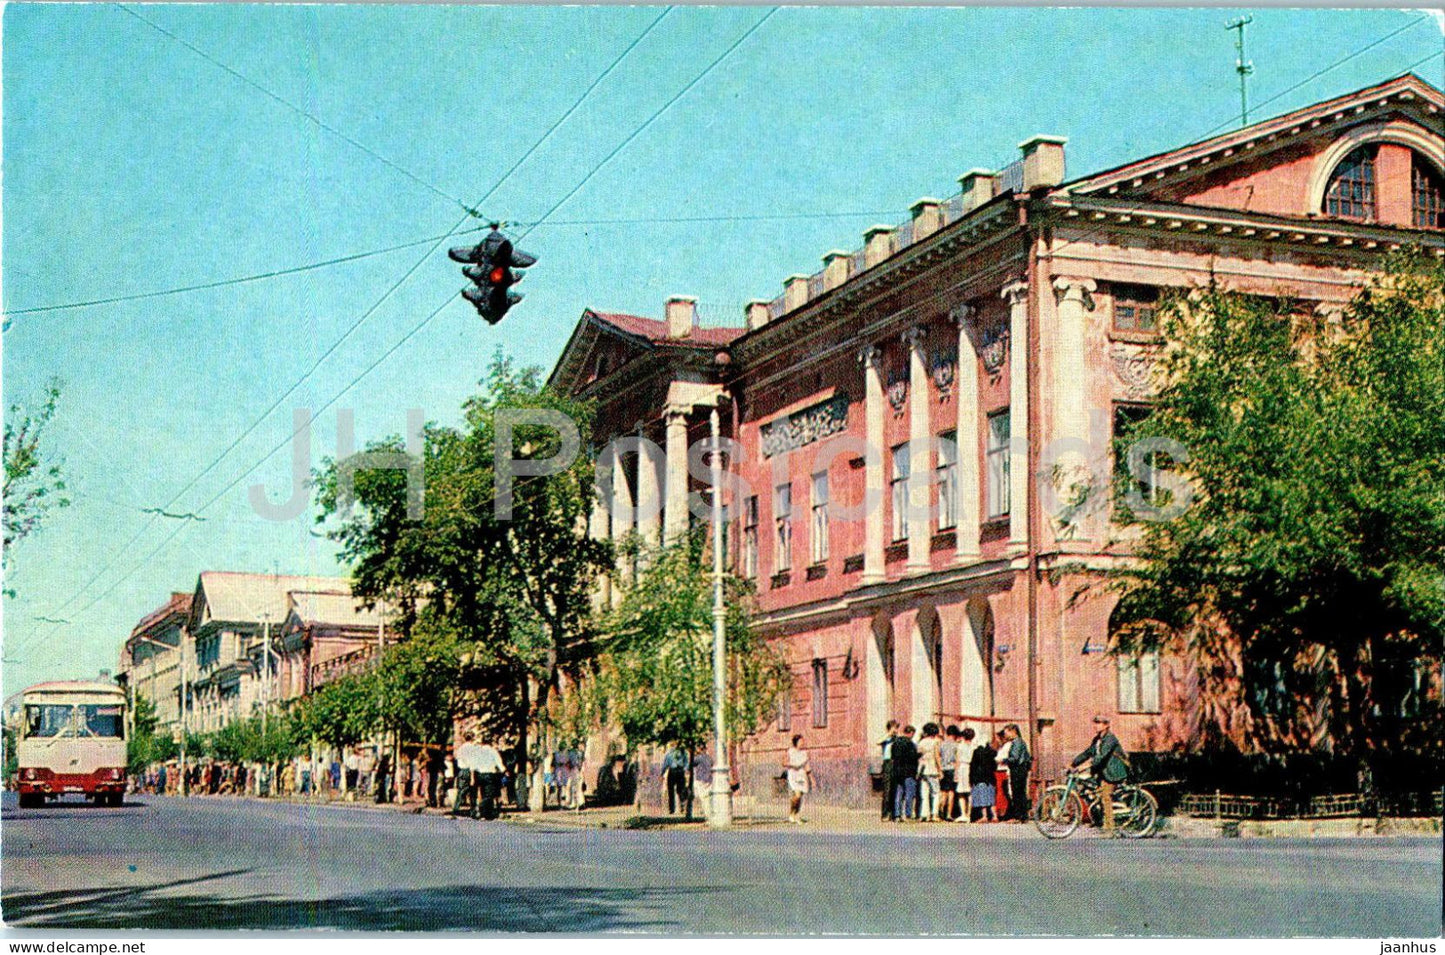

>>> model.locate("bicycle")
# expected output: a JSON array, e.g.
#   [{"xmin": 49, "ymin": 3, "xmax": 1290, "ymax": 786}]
[{"xmin": 1033, "ymin": 770, "xmax": 1159, "ymax": 839}]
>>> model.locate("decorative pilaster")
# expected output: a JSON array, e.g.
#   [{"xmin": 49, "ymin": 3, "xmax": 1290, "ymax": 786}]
[
  {"xmin": 904, "ymin": 326, "xmax": 931, "ymax": 574},
  {"xmin": 952, "ymin": 304, "xmax": 981, "ymax": 560},
  {"xmin": 664, "ymin": 407, "xmax": 690, "ymax": 542},
  {"xmin": 860, "ymin": 344, "xmax": 886, "ymax": 584},
  {"xmin": 1051, "ymin": 277, "xmax": 1095, "ymax": 453},
  {"xmin": 1002, "ymin": 280, "xmax": 1030, "ymax": 546}
]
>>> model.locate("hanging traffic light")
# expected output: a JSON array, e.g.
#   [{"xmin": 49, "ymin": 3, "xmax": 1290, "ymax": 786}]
[{"xmin": 448, "ymin": 226, "xmax": 536, "ymax": 325}]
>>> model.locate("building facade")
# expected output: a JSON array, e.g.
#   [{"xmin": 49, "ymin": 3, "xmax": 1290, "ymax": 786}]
[
  {"xmin": 551, "ymin": 74, "xmax": 1445, "ymax": 806},
  {"xmin": 121, "ymin": 572, "xmax": 381, "ymax": 736},
  {"xmin": 118, "ymin": 592, "xmax": 192, "ymax": 736}
]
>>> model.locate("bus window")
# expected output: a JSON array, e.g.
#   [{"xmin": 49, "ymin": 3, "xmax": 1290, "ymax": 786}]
[
  {"xmin": 25, "ymin": 704, "xmax": 73, "ymax": 738},
  {"xmin": 79, "ymin": 704, "xmax": 124, "ymax": 738}
]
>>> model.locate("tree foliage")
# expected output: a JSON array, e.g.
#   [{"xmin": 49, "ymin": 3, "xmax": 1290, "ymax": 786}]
[
  {"xmin": 1111, "ymin": 253, "xmax": 1445, "ymax": 788},
  {"xmin": 313, "ymin": 353, "xmax": 610, "ymax": 767},
  {"xmin": 4, "ymin": 379, "xmax": 69, "ymax": 588},
  {"xmin": 592, "ymin": 534, "xmax": 790, "ymax": 757}
]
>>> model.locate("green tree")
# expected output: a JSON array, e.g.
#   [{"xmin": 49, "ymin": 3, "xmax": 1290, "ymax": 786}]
[
  {"xmin": 4, "ymin": 379, "xmax": 70, "ymax": 591},
  {"xmin": 293, "ymin": 674, "xmax": 380, "ymax": 751},
  {"xmin": 314, "ymin": 353, "xmax": 610, "ymax": 803},
  {"xmin": 126, "ymin": 694, "xmax": 177, "ymax": 774},
  {"xmin": 1110, "ymin": 254, "xmax": 1445, "ymax": 792},
  {"xmin": 593, "ymin": 534, "xmax": 790, "ymax": 818}
]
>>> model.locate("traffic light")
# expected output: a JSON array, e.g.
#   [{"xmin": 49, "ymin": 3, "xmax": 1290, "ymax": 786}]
[{"xmin": 448, "ymin": 227, "xmax": 537, "ymax": 325}]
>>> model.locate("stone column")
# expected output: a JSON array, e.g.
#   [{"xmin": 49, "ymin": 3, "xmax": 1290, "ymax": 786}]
[
  {"xmin": 953, "ymin": 304, "xmax": 981, "ymax": 560},
  {"xmin": 610, "ymin": 436, "xmax": 636, "ymax": 602},
  {"xmin": 1003, "ymin": 281, "xmax": 1030, "ymax": 546},
  {"xmin": 664, "ymin": 406, "xmax": 690, "ymax": 542},
  {"xmin": 860, "ymin": 344, "xmax": 886, "ymax": 584},
  {"xmin": 636, "ymin": 423, "xmax": 662, "ymax": 550},
  {"xmin": 904, "ymin": 326, "xmax": 932, "ymax": 574}
]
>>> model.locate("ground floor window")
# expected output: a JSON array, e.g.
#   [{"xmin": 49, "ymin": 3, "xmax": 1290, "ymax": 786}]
[{"xmin": 1117, "ymin": 651, "xmax": 1161, "ymax": 713}]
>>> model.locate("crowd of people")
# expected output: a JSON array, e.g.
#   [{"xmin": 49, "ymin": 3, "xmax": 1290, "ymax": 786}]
[{"xmin": 876, "ymin": 720, "xmax": 1033, "ymax": 823}]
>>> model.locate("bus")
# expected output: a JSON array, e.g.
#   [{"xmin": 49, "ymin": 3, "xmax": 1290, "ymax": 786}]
[{"xmin": 13, "ymin": 681, "xmax": 128, "ymax": 807}]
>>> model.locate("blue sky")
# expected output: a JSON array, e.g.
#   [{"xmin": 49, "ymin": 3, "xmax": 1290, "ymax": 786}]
[{"xmin": 3, "ymin": 4, "xmax": 1442, "ymax": 697}]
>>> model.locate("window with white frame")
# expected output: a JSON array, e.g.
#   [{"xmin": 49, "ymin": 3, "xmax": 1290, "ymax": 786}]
[
  {"xmin": 890, "ymin": 443, "xmax": 910, "ymax": 542},
  {"xmin": 811, "ymin": 658, "xmax": 829, "ymax": 728},
  {"xmin": 936, "ymin": 431, "xmax": 958, "ymax": 531},
  {"xmin": 810, "ymin": 472, "xmax": 830, "ymax": 564},
  {"xmin": 985, "ymin": 410, "xmax": 1010, "ymax": 519},
  {"xmin": 1117, "ymin": 650, "xmax": 1161, "ymax": 714},
  {"xmin": 774, "ymin": 483, "xmax": 793, "ymax": 573},
  {"xmin": 742, "ymin": 495, "xmax": 759, "ymax": 579}
]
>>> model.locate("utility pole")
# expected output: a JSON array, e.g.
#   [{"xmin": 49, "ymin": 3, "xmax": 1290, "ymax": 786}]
[
  {"xmin": 179, "ymin": 627, "xmax": 190, "ymax": 797},
  {"xmin": 260, "ymin": 616, "xmax": 271, "ymax": 733},
  {"xmin": 1226, "ymin": 15, "xmax": 1254, "ymax": 128},
  {"xmin": 708, "ymin": 400, "xmax": 733, "ymax": 829}
]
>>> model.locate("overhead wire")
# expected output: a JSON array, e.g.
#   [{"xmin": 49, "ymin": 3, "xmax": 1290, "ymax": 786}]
[
  {"xmin": 29, "ymin": 6, "xmax": 781, "ymax": 649},
  {"xmin": 18, "ymin": 7, "xmax": 678, "ymax": 655}
]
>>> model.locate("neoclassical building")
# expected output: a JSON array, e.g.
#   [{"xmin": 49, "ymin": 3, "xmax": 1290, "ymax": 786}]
[{"xmin": 550, "ymin": 74, "xmax": 1444, "ymax": 806}]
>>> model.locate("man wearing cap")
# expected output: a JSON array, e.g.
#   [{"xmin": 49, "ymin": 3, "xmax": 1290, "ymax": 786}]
[{"xmin": 1071, "ymin": 715, "xmax": 1130, "ymax": 835}]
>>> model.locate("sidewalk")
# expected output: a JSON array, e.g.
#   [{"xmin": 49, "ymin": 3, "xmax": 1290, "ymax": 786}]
[{"xmin": 203, "ymin": 792, "xmax": 1444, "ymax": 839}]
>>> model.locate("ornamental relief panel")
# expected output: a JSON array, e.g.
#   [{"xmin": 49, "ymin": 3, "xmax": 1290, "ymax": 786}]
[
  {"xmin": 1109, "ymin": 341, "xmax": 1160, "ymax": 399},
  {"xmin": 930, "ymin": 349, "xmax": 957, "ymax": 398},
  {"xmin": 886, "ymin": 368, "xmax": 909, "ymax": 417},
  {"xmin": 759, "ymin": 394, "xmax": 851, "ymax": 458}
]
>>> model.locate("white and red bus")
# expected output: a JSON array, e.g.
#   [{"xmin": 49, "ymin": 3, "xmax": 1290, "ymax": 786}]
[{"xmin": 13, "ymin": 681, "xmax": 128, "ymax": 807}]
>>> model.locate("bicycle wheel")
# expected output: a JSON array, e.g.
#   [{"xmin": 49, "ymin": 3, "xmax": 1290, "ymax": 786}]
[
  {"xmin": 1033, "ymin": 786, "xmax": 1084, "ymax": 839},
  {"xmin": 1115, "ymin": 785, "xmax": 1158, "ymax": 838}
]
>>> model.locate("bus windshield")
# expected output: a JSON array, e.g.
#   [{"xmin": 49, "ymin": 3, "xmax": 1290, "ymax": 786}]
[
  {"xmin": 25, "ymin": 704, "xmax": 73, "ymax": 738},
  {"xmin": 78, "ymin": 704, "xmax": 124, "ymax": 738},
  {"xmin": 23, "ymin": 703, "xmax": 124, "ymax": 739}
]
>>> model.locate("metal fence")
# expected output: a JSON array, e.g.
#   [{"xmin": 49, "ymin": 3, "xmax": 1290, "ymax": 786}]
[{"xmin": 1179, "ymin": 789, "xmax": 1444, "ymax": 820}]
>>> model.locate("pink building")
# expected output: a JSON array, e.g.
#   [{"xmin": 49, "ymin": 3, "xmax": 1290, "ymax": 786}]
[{"xmin": 551, "ymin": 74, "xmax": 1445, "ymax": 806}]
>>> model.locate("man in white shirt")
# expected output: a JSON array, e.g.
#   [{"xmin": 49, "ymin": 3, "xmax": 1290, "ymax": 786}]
[
  {"xmin": 472, "ymin": 737, "xmax": 507, "ymax": 820},
  {"xmin": 452, "ymin": 731, "xmax": 484, "ymax": 818}
]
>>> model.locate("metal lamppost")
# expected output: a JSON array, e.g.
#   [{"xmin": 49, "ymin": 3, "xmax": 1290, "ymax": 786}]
[{"xmin": 708, "ymin": 399, "xmax": 733, "ymax": 829}]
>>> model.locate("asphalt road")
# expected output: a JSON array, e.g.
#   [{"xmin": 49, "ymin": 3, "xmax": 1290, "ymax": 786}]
[{"xmin": 2, "ymin": 792, "xmax": 1440, "ymax": 935}]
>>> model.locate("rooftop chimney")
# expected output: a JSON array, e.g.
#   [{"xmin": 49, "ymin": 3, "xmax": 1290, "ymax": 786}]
[
  {"xmin": 822, "ymin": 250, "xmax": 852, "ymax": 291},
  {"xmin": 957, "ymin": 169, "xmax": 999, "ymax": 212},
  {"xmin": 665, "ymin": 295, "xmax": 697, "ymax": 339},
  {"xmin": 746, "ymin": 299, "xmax": 772, "ymax": 331},
  {"xmin": 784, "ymin": 274, "xmax": 811, "ymax": 312},
  {"xmin": 1019, "ymin": 135, "xmax": 1067, "ymax": 191},
  {"xmin": 910, "ymin": 197, "xmax": 943, "ymax": 240},
  {"xmin": 862, "ymin": 225, "xmax": 895, "ymax": 269}
]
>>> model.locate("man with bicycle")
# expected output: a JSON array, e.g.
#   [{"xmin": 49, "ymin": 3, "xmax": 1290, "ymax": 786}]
[{"xmin": 1070, "ymin": 715, "xmax": 1129, "ymax": 835}]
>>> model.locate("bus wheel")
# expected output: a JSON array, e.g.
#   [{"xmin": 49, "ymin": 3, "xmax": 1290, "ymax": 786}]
[{"xmin": 18, "ymin": 793, "xmax": 42, "ymax": 809}]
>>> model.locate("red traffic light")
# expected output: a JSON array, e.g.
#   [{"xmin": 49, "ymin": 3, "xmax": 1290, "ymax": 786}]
[{"xmin": 489, "ymin": 266, "xmax": 506, "ymax": 284}]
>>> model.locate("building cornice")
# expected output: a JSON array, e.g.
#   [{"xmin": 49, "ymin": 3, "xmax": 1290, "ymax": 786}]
[{"xmin": 1045, "ymin": 195, "xmax": 1445, "ymax": 259}]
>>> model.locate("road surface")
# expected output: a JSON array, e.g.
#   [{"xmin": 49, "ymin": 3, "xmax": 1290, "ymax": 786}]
[{"xmin": 2, "ymin": 793, "xmax": 1440, "ymax": 934}]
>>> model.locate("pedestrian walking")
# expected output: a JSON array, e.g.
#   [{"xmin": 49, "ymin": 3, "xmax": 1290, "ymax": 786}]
[
  {"xmin": 953, "ymin": 727, "xmax": 979, "ymax": 822},
  {"xmin": 783, "ymin": 734, "xmax": 814, "ymax": 824},
  {"xmin": 474, "ymin": 737, "xmax": 507, "ymax": 820},
  {"xmin": 453, "ymin": 731, "xmax": 482, "ymax": 818},
  {"xmin": 662, "ymin": 746, "xmax": 692, "ymax": 815},
  {"xmin": 917, "ymin": 723, "xmax": 943, "ymax": 821}
]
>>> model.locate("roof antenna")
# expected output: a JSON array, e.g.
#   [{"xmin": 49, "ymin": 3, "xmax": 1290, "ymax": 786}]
[{"xmin": 1226, "ymin": 15, "xmax": 1255, "ymax": 128}]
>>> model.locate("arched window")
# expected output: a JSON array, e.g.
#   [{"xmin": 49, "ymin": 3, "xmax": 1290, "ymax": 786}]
[
  {"xmin": 1413, "ymin": 155, "xmax": 1444, "ymax": 230},
  {"xmin": 1323, "ymin": 145, "xmax": 1377, "ymax": 221}
]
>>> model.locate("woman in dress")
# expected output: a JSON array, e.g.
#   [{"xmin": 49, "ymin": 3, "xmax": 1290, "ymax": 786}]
[
  {"xmin": 784, "ymin": 734, "xmax": 814, "ymax": 824},
  {"xmin": 968, "ymin": 734, "xmax": 998, "ymax": 823}
]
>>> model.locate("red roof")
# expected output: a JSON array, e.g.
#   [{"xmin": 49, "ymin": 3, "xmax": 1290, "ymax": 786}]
[
  {"xmin": 129, "ymin": 591, "xmax": 193, "ymax": 639},
  {"xmin": 589, "ymin": 311, "xmax": 743, "ymax": 347}
]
